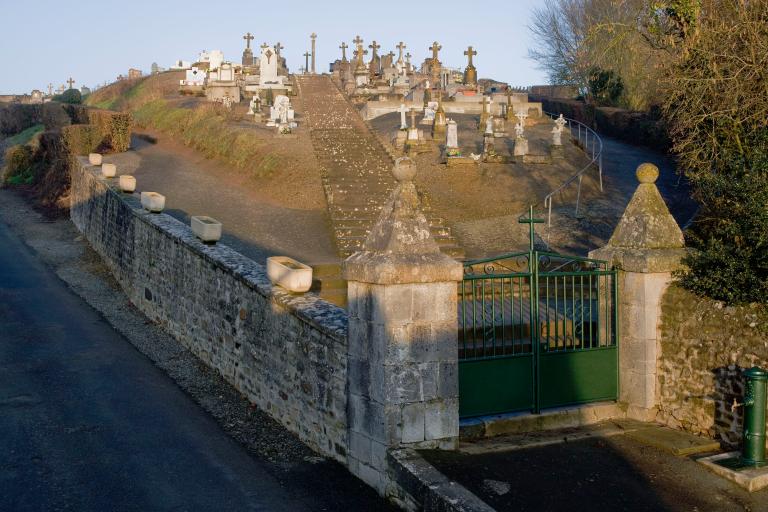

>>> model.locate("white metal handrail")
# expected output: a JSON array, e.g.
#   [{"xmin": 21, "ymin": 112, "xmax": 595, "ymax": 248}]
[{"xmin": 539, "ymin": 111, "xmax": 604, "ymax": 226}]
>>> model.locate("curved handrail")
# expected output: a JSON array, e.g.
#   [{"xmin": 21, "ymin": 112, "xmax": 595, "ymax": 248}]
[{"xmin": 536, "ymin": 111, "xmax": 604, "ymax": 226}]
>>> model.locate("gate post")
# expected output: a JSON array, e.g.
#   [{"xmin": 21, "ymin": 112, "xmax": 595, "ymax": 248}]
[
  {"xmin": 343, "ymin": 157, "xmax": 463, "ymax": 492},
  {"xmin": 589, "ymin": 163, "xmax": 687, "ymax": 421}
]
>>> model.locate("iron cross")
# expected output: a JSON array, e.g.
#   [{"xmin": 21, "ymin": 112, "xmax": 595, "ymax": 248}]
[
  {"xmin": 464, "ymin": 46, "xmax": 477, "ymax": 67},
  {"xmin": 243, "ymin": 32, "xmax": 254, "ymax": 49},
  {"xmin": 67, "ymin": 77, "xmax": 75, "ymax": 89}
]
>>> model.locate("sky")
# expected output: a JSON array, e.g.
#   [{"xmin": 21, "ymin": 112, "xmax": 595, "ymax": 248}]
[{"xmin": 1, "ymin": 0, "xmax": 548, "ymax": 94}]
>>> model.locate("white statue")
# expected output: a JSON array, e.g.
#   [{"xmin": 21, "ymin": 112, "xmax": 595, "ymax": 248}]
[
  {"xmin": 515, "ymin": 122, "xmax": 525, "ymax": 139},
  {"xmin": 399, "ymin": 103, "xmax": 408, "ymax": 129},
  {"xmin": 555, "ymin": 113, "xmax": 567, "ymax": 133},
  {"xmin": 485, "ymin": 116, "xmax": 494, "ymax": 135},
  {"xmin": 552, "ymin": 126, "xmax": 562, "ymax": 146}
]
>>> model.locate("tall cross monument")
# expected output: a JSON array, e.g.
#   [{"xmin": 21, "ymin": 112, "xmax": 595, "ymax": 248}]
[
  {"xmin": 242, "ymin": 32, "xmax": 255, "ymax": 66},
  {"xmin": 429, "ymin": 41, "xmax": 442, "ymax": 86},
  {"xmin": 368, "ymin": 40, "xmax": 381, "ymax": 77},
  {"xmin": 463, "ymin": 46, "xmax": 478, "ymax": 87},
  {"xmin": 303, "ymin": 51, "xmax": 311, "ymax": 74},
  {"xmin": 339, "ymin": 41, "xmax": 348, "ymax": 62},
  {"xmin": 67, "ymin": 77, "xmax": 75, "ymax": 90},
  {"xmin": 353, "ymin": 36, "xmax": 367, "ymax": 73},
  {"xmin": 310, "ymin": 33, "xmax": 317, "ymax": 74}
]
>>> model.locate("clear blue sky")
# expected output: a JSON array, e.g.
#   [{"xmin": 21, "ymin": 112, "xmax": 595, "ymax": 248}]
[{"xmin": 1, "ymin": 0, "xmax": 548, "ymax": 94}]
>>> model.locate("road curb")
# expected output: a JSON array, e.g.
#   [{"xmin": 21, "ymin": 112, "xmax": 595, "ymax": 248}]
[{"xmin": 388, "ymin": 448, "xmax": 495, "ymax": 512}]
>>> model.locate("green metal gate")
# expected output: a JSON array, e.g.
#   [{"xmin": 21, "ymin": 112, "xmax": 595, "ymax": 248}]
[{"xmin": 458, "ymin": 209, "xmax": 619, "ymax": 418}]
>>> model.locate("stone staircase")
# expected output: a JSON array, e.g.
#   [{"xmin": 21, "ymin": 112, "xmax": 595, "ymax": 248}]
[{"xmin": 295, "ymin": 74, "xmax": 464, "ymax": 260}]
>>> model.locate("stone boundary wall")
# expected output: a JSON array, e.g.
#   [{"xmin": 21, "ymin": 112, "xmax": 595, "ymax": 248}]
[
  {"xmin": 532, "ymin": 97, "xmax": 670, "ymax": 150},
  {"xmin": 657, "ymin": 283, "xmax": 768, "ymax": 448},
  {"xmin": 69, "ymin": 157, "xmax": 350, "ymax": 461}
]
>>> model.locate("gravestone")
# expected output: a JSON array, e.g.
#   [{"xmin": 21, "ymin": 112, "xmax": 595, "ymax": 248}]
[{"xmin": 259, "ymin": 44, "xmax": 279, "ymax": 85}]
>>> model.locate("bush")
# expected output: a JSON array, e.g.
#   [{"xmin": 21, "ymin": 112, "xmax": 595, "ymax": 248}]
[
  {"xmin": 88, "ymin": 110, "xmax": 132, "ymax": 152},
  {"xmin": 57, "ymin": 89, "xmax": 82, "ymax": 104},
  {"xmin": 662, "ymin": 0, "xmax": 768, "ymax": 305},
  {"xmin": 1, "ymin": 145, "xmax": 34, "ymax": 185}
]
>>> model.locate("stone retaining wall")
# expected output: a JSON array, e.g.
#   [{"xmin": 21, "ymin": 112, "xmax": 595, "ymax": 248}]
[
  {"xmin": 657, "ymin": 283, "xmax": 768, "ymax": 447},
  {"xmin": 69, "ymin": 157, "xmax": 350, "ymax": 461}
]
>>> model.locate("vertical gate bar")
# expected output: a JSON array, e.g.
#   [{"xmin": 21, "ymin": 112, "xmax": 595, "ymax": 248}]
[
  {"xmin": 571, "ymin": 274, "xmax": 576, "ymax": 350},
  {"xmin": 460, "ymin": 280, "xmax": 465, "ymax": 357},
  {"xmin": 545, "ymin": 275, "xmax": 550, "ymax": 351},
  {"xmin": 519, "ymin": 275, "xmax": 524, "ymax": 354},
  {"xmin": 499, "ymin": 277, "xmax": 505, "ymax": 355},
  {"xmin": 613, "ymin": 270, "xmax": 620, "ymax": 397},
  {"xmin": 531, "ymin": 256, "xmax": 540, "ymax": 414},
  {"xmin": 472, "ymin": 280, "xmax": 477, "ymax": 356},
  {"xmin": 595, "ymin": 275, "xmax": 601, "ymax": 347},
  {"xmin": 579, "ymin": 273, "xmax": 585, "ymax": 349},
  {"xmin": 481, "ymin": 279, "xmax": 487, "ymax": 356},
  {"xmin": 554, "ymin": 274, "xmax": 559, "ymax": 348},
  {"xmin": 491, "ymin": 278, "xmax": 497, "ymax": 356},
  {"xmin": 564, "ymin": 275, "xmax": 568, "ymax": 350},
  {"xmin": 589, "ymin": 274, "xmax": 600, "ymax": 347}
]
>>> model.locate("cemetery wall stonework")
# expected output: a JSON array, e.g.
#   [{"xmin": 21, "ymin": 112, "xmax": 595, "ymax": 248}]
[
  {"xmin": 656, "ymin": 283, "xmax": 768, "ymax": 448},
  {"xmin": 69, "ymin": 158, "xmax": 350, "ymax": 462}
]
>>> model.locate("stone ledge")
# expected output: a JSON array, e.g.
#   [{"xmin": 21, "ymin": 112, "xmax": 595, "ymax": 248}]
[
  {"xmin": 388, "ymin": 448, "xmax": 495, "ymax": 512},
  {"xmin": 698, "ymin": 452, "xmax": 768, "ymax": 492},
  {"xmin": 78, "ymin": 158, "xmax": 348, "ymax": 341}
]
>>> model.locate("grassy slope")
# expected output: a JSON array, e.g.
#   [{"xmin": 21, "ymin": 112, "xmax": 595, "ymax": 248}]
[
  {"xmin": 5, "ymin": 124, "xmax": 44, "ymax": 146},
  {"xmin": 89, "ymin": 72, "xmax": 282, "ymax": 178}
]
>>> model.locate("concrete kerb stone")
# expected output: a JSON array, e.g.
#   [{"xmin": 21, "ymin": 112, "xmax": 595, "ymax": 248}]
[{"xmin": 388, "ymin": 448, "xmax": 496, "ymax": 512}]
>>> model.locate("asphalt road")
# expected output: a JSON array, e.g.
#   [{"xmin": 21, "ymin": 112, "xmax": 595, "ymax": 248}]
[{"xmin": 0, "ymin": 219, "xmax": 386, "ymax": 511}]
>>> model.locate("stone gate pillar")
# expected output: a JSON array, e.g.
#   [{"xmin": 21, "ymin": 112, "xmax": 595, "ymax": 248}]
[
  {"xmin": 590, "ymin": 163, "xmax": 687, "ymax": 421},
  {"xmin": 343, "ymin": 157, "xmax": 463, "ymax": 492}
]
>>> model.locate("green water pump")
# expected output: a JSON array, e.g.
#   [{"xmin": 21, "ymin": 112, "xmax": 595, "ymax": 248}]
[{"xmin": 741, "ymin": 367, "xmax": 767, "ymax": 466}]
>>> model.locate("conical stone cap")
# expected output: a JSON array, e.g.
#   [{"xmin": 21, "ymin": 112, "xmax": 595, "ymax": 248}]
[
  {"xmin": 589, "ymin": 163, "xmax": 687, "ymax": 273},
  {"xmin": 343, "ymin": 157, "xmax": 463, "ymax": 284}
]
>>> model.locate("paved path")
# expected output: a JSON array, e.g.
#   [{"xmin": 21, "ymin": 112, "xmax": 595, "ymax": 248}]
[
  {"xmin": 106, "ymin": 135, "xmax": 338, "ymax": 266},
  {"xmin": 424, "ymin": 432, "xmax": 768, "ymax": 511},
  {"xmin": 296, "ymin": 74, "xmax": 463, "ymax": 258},
  {"xmin": 0, "ymin": 218, "xmax": 391, "ymax": 511}
]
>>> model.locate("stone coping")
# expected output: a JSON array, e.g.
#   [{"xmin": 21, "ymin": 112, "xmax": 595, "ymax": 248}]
[
  {"xmin": 77, "ymin": 157, "xmax": 348, "ymax": 341},
  {"xmin": 388, "ymin": 448, "xmax": 495, "ymax": 512}
]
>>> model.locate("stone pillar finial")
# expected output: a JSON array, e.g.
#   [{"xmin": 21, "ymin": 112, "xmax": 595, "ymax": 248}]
[
  {"xmin": 342, "ymin": 157, "xmax": 462, "ymax": 493},
  {"xmin": 589, "ymin": 162, "xmax": 688, "ymax": 421}
]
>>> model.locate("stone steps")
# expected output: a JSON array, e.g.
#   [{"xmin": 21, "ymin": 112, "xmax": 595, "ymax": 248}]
[{"xmin": 296, "ymin": 74, "xmax": 464, "ymax": 261}]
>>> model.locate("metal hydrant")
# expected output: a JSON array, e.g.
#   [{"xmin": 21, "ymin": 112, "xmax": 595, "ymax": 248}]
[{"xmin": 742, "ymin": 367, "xmax": 767, "ymax": 466}]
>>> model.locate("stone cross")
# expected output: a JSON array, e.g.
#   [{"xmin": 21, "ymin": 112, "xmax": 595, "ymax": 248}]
[
  {"xmin": 353, "ymin": 35, "xmax": 367, "ymax": 68},
  {"xmin": 310, "ymin": 33, "xmax": 317, "ymax": 73},
  {"xmin": 67, "ymin": 77, "xmax": 75, "ymax": 89},
  {"xmin": 429, "ymin": 41, "xmax": 442, "ymax": 62},
  {"xmin": 396, "ymin": 41, "xmax": 406, "ymax": 62},
  {"xmin": 243, "ymin": 32, "xmax": 254, "ymax": 49},
  {"xmin": 303, "ymin": 51, "xmax": 311, "ymax": 73},
  {"xmin": 555, "ymin": 113, "xmax": 567, "ymax": 133},
  {"xmin": 464, "ymin": 46, "xmax": 477, "ymax": 67},
  {"xmin": 398, "ymin": 103, "xmax": 408, "ymax": 129},
  {"xmin": 274, "ymin": 42, "xmax": 284, "ymax": 56},
  {"xmin": 369, "ymin": 40, "xmax": 381, "ymax": 58},
  {"xmin": 339, "ymin": 41, "xmax": 348, "ymax": 62}
]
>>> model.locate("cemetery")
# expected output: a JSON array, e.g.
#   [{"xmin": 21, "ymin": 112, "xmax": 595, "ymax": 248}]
[{"xmin": 1, "ymin": 2, "xmax": 767, "ymax": 510}]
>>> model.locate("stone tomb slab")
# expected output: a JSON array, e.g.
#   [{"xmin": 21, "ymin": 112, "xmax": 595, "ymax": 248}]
[
  {"xmin": 624, "ymin": 425, "xmax": 720, "ymax": 456},
  {"xmin": 698, "ymin": 452, "xmax": 768, "ymax": 492}
]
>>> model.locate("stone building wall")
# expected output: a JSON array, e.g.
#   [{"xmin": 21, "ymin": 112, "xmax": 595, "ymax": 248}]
[
  {"xmin": 69, "ymin": 158, "xmax": 350, "ymax": 461},
  {"xmin": 656, "ymin": 283, "xmax": 768, "ymax": 447}
]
